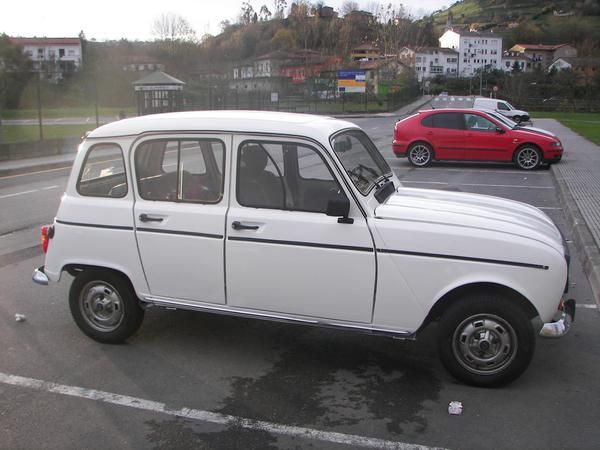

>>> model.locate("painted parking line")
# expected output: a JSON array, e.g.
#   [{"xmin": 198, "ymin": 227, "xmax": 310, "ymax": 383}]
[
  {"xmin": 0, "ymin": 165, "xmax": 72, "ymax": 181},
  {"xmin": 0, "ymin": 185, "xmax": 59, "ymax": 199},
  {"xmin": 0, "ymin": 372, "xmax": 442, "ymax": 450},
  {"xmin": 579, "ymin": 304, "xmax": 598, "ymax": 310},
  {"xmin": 401, "ymin": 180, "xmax": 554, "ymax": 189}
]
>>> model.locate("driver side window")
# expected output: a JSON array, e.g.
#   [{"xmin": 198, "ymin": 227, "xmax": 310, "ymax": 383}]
[{"xmin": 236, "ymin": 141, "xmax": 345, "ymax": 213}]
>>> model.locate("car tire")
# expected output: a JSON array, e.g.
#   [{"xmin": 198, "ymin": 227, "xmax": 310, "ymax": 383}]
[
  {"xmin": 437, "ymin": 294, "xmax": 535, "ymax": 387},
  {"xmin": 513, "ymin": 116, "xmax": 522, "ymax": 124},
  {"xmin": 69, "ymin": 269, "xmax": 144, "ymax": 344},
  {"xmin": 407, "ymin": 142, "xmax": 433, "ymax": 167},
  {"xmin": 515, "ymin": 145, "xmax": 541, "ymax": 170}
]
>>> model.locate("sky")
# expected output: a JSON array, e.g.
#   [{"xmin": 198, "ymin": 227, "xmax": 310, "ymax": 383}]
[{"xmin": 1, "ymin": 0, "xmax": 450, "ymax": 42}]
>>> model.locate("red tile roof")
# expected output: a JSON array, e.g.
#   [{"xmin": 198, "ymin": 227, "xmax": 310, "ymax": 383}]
[{"xmin": 9, "ymin": 37, "xmax": 81, "ymax": 46}]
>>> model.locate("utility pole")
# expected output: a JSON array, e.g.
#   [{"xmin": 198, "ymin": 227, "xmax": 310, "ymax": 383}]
[{"xmin": 36, "ymin": 74, "xmax": 44, "ymax": 141}]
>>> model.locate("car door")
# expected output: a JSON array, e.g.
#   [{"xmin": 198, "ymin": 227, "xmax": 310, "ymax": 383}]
[
  {"xmin": 423, "ymin": 112, "xmax": 465, "ymax": 160},
  {"xmin": 225, "ymin": 136, "xmax": 376, "ymax": 323},
  {"xmin": 463, "ymin": 112, "xmax": 513, "ymax": 161},
  {"xmin": 133, "ymin": 136, "xmax": 228, "ymax": 304}
]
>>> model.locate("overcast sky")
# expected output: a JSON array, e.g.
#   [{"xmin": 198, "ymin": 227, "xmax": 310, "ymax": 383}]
[{"xmin": 1, "ymin": 0, "xmax": 450, "ymax": 41}]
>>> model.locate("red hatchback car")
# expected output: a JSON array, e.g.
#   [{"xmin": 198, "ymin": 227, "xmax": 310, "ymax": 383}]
[{"xmin": 393, "ymin": 109, "xmax": 564, "ymax": 170}]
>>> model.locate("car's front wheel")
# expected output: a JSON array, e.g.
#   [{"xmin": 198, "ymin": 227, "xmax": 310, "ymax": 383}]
[
  {"xmin": 69, "ymin": 269, "xmax": 144, "ymax": 344},
  {"xmin": 513, "ymin": 116, "xmax": 522, "ymax": 124},
  {"xmin": 437, "ymin": 294, "xmax": 535, "ymax": 387},
  {"xmin": 515, "ymin": 145, "xmax": 541, "ymax": 170},
  {"xmin": 407, "ymin": 142, "xmax": 433, "ymax": 167}
]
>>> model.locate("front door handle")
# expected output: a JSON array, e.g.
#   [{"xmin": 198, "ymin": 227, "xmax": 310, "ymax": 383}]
[
  {"xmin": 139, "ymin": 213, "xmax": 164, "ymax": 223},
  {"xmin": 231, "ymin": 221, "xmax": 259, "ymax": 231}
]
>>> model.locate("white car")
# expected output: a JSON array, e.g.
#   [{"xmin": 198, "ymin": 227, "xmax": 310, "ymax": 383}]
[
  {"xmin": 473, "ymin": 97, "xmax": 530, "ymax": 123},
  {"xmin": 33, "ymin": 111, "xmax": 575, "ymax": 386}
]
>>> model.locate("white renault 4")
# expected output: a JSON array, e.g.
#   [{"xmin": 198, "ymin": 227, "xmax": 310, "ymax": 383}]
[{"xmin": 33, "ymin": 111, "xmax": 574, "ymax": 386}]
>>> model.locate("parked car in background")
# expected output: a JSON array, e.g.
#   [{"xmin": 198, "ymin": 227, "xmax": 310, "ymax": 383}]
[
  {"xmin": 473, "ymin": 97, "xmax": 530, "ymax": 123},
  {"xmin": 393, "ymin": 108, "xmax": 564, "ymax": 170},
  {"xmin": 33, "ymin": 111, "xmax": 574, "ymax": 387}
]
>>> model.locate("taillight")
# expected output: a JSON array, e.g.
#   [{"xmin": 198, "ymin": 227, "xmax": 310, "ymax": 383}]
[{"xmin": 41, "ymin": 225, "xmax": 54, "ymax": 253}]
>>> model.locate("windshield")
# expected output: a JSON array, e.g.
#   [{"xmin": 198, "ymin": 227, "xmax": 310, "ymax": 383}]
[{"xmin": 331, "ymin": 130, "xmax": 392, "ymax": 195}]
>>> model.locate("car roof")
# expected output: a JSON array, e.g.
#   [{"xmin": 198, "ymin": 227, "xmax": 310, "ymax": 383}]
[
  {"xmin": 417, "ymin": 108, "xmax": 492, "ymax": 115},
  {"xmin": 87, "ymin": 110, "xmax": 359, "ymax": 141}
]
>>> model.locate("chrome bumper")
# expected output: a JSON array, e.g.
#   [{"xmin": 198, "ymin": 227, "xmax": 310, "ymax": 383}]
[
  {"xmin": 32, "ymin": 266, "xmax": 49, "ymax": 285},
  {"xmin": 539, "ymin": 298, "xmax": 576, "ymax": 338}
]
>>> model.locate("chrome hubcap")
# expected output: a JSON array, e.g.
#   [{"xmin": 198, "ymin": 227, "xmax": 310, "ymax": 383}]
[
  {"xmin": 80, "ymin": 282, "xmax": 124, "ymax": 332},
  {"xmin": 518, "ymin": 148, "xmax": 539, "ymax": 169},
  {"xmin": 409, "ymin": 145, "xmax": 431, "ymax": 166},
  {"xmin": 452, "ymin": 314, "xmax": 517, "ymax": 375}
]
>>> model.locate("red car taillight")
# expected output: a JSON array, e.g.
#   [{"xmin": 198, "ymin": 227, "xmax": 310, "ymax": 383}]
[{"xmin": 41, "ymin": 225, "xmax": 54, "ymax": 253}]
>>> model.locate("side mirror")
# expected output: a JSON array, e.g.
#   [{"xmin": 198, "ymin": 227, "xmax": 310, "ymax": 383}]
[
  {"xmin": 326, "ymin": 197, "xmax": 353, "ymax": 224},
  {"xmin": 496, "ymin": 127, "xmax": 505, "ymax": 134}
]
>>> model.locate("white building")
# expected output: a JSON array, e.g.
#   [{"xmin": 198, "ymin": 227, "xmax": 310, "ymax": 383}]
[
  {"xmin": 439, "ymin": 30, "xmax": 502, "ymax": 77},
  {"xmin": 10, "ymin": 37, "xmax": 82, "ymax": 80},
  {"xmin": 414, "ymin": 47, "xmax": 459, "ymax": 81}
]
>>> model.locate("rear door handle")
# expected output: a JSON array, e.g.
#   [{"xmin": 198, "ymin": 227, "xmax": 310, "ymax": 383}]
[
  {"xmin": 231, "ymin": 221, "xmax": 259, "ymax": 231},
  {"xmin": 139, "ymin": 213, "xmax": 164, "ymax": 223}
]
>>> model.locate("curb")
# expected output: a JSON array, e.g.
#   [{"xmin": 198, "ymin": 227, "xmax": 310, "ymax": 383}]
[{"xmin": 552, "ymin": 165, "xmax": 600, "ymax": 305}]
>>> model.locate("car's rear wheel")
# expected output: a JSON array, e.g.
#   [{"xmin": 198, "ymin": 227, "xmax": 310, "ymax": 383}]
[
  {"xmin": 515, "ymin": 145, "xmax": 541, "ymax": 170},
  {"xmin": 69, "ymin": 269, "xmax": 144, "ymax": 344},
  {"xmin": 407, "ymin": 142, "xmax": 433, "ymax": 167},
  {"xmin": 437, "ymin": 294, "xmax": 535, "ymax": 387}
]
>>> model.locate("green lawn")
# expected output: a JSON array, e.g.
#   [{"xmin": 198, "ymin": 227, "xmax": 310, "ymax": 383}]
[
  {"xmin": 1, "ymin": 124, "xmax": 96, "ymax": 144},
  {"xmin": 531, "ymin": 112, "xmax": 600, "ymax": 146},
  {"xmin": 1, "ymin": 106, "xmax": 136, "ymax": 120}
]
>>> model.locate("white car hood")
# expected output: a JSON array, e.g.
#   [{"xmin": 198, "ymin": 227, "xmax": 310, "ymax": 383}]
[{"xmin": 375, "ymin": 187, "xmax": 563, "ymax": 253}]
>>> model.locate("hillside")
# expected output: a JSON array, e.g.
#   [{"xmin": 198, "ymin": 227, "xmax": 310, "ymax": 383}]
[{"xmin": 430, "ymin": 0, "xmax": 600, "ymax": 52}]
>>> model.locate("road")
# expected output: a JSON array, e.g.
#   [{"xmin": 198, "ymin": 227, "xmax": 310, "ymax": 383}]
[{"xmin": 1, "ymin": 117, "xmax": 599, "ymax": 449}]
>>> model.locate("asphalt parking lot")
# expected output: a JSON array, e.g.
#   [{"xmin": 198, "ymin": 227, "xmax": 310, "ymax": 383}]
[{"xmin": 1, "ymin": 116, "xmax": 599, "ymax": 449}]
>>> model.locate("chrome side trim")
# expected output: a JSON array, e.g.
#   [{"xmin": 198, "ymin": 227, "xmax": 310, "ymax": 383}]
[
  {"xmin": 32, "ymin": 266, "xmax": 49, "ymax": 285},
  {"xmin": 143, "ymin": 295, "xmax": 414, "ymax": 339}
]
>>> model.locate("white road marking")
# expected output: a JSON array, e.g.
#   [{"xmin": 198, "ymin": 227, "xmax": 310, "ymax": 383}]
[
  {"xmin": 0, "ymin": 185, "xmax": 59, "ymax": 199},
  {"xmin": 402, "ymin": 180, "xmax": 553, "ymax": 189},
  {"xmin": 579, "ymin": 304, "xmax": 598, "ymax": 310},
  {"xmin": 0, "ymin": 165, "xmax": 72, "ymax": 180},
  {"xmin": 536, "ymin": 207, "xmax": 563, "ymax": 210},
  {"xmin": 0, "ymin": 372, "xmax": 440, "ymax": 450},
  {"xmin": 0, "ymin": 189, "xmax": 38, "ymax": 199}
]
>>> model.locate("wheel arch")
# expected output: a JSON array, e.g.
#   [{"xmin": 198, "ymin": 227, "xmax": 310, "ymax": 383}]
[
  {"xmin": 419, "ymin": 282, "xmax": 539, "ymax": 332},
  {"xmin": 63, "ymin": 264, "xmax": 139, "ymax": 297}
]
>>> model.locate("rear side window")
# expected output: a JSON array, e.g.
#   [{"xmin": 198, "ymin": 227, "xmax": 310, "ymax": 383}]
[
  {"xmin": 431, "ymin": 112, "xmax": 463, "ymax": 130},
  {"xmin": 135, "ymin": 139, "xmax": 225, "ymax": 203},
  {"xmin": 77, "ymin": 143, "xmax": 127, "ymax": 198}
]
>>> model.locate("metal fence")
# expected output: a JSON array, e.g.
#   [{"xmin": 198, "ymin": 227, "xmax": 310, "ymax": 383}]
[{"xmin": 182, "ymin": 88, "xmax": 419, "ymax": 114}]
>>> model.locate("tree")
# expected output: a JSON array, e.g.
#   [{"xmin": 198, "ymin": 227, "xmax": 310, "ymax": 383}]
[
  {"xmin": 152, "ymin": 13, "xmax": 197, "ymax": 43},
  {"xmin": 240, "ymin": 2, "xmax": 255, "ymax": 25},
  {"xmin": 273, "ymin": 0, "xmax": 288, "ymax": 19},
  {"xmin": 340, "ymin": 1, "xmax": 360, "ymax": 15},
  {"xmin": 0, "ymin": 34, "xmax": 34, "ymax": 109},
  {"xmin": 259, "ymin": 5, "xmax": 272, "ymax": 21}
]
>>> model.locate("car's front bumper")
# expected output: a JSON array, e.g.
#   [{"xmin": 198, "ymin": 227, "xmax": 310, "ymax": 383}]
[{"xmin": 539, "ymin": 298, "xmax": 575, "ymax": 338}]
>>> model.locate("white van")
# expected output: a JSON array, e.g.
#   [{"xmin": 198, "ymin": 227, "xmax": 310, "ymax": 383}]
[{"xmin": 473, "ymin": 97, "xmax": 530, "ymax": 123}]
